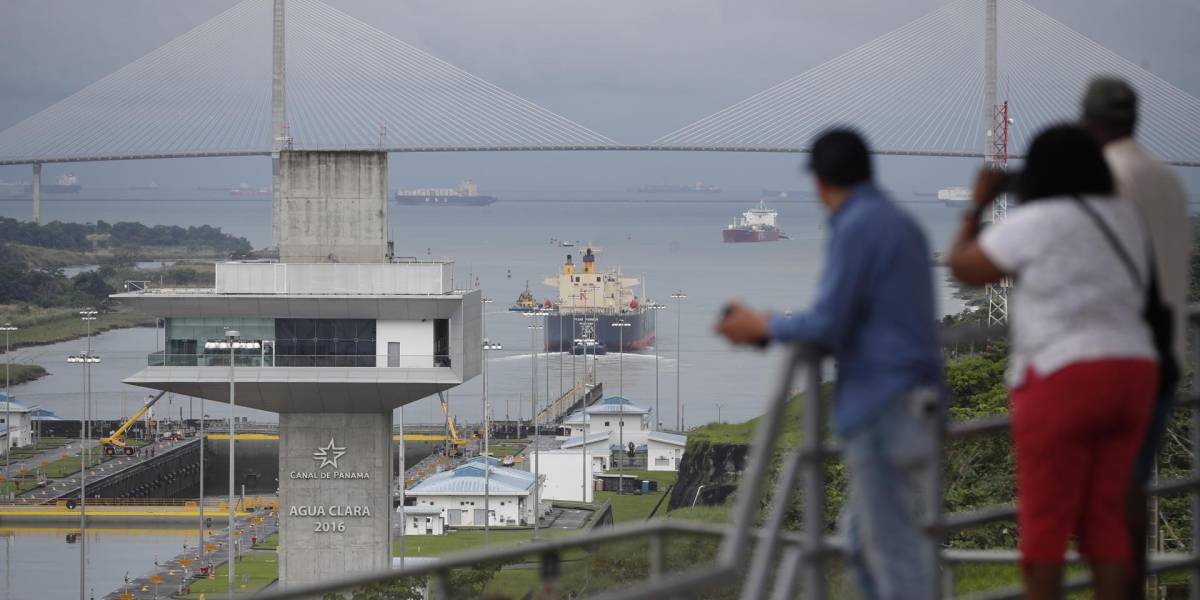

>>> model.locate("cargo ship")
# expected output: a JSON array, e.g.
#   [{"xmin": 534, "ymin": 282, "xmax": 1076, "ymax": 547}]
[
  {"xmin": 539, "ymin": 248, "xmax": 653, "ymax": 352},
  {"xmin": 634, "ymin": 182, "xmax": 721, "ymax": 194},
  {"xmin": 723, "ymin": 199, "xmax": 782, "ymax": 243},
  {"xmin": 229, "ymin": 183, "xmax": 271, "ymax": 197},
  {"xmin": 24, "ymin": 173, "xmax": 81, "ymax": 194},
  {"xmin": 395, "ymin": 181, "xmax": 497, "ymax": 206},
  {"xmin": 510, "ymin": 283, "xmax": 538, "ymax": 312},
  {"xmin": 938, "ymin": 186, "xmax": 971, "ymax": 205}
]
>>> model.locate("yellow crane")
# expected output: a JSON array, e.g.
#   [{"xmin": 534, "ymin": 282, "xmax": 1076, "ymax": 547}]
[
  {"xmin": 100, "ymin": 391, "xmax": 164, "ymax": 455},
  {"xmin": 437, "ymin": 391, "xmax": 470, "ymax": 456}
]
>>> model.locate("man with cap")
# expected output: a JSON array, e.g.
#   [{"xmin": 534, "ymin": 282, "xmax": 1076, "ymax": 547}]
[
  {"xmin": 717, "ymin": 129, "xmax": 943, "ymax": 599},
  {"xmin": 1082, "ymin": 77, "xmax": 1191, "ymax": 599}
]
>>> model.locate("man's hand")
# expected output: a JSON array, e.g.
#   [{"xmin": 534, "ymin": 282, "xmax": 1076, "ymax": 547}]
[{"xmin": 716, "ymin": 302, "xmax": 771, "ymax": 346}]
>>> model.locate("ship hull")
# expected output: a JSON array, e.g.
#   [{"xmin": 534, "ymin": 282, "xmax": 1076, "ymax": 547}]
[
  {"xmin": 723, "ymin": 227, "xmax": 780, "ymax": 243},
  {"xmin": 395, "ymin": 195, "xmax": 497, "ymax": 206},
  {"xmin": 543, "ymin": 310, "xmax": 654, "ymax": 352}
]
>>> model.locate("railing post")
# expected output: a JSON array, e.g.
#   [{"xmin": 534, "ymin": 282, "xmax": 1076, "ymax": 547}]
[
  {"xmin": 928, "ymin": 402, "xmax": 946, "ymax": 600},
  {"xmin": 433, "ymin": 569, "xmax": 451, "ymax": 600},
  {"xmin": 1191, "ymin": 322, "xmax": 1200, "ymax": 600},
  {"xmin": 802, "ymin": 357, "xmax": 827, "ymax": 600},
  {"xmin": 541, "ymin": 550, "xmax": 561, "ymax": 598},
  {"xmin": 649, "ymin": 530, "xmax": 665, "ymax": 582},
  {"xmin": 741, "ymin": 449, "xmax": 805, "ymax": 600}
]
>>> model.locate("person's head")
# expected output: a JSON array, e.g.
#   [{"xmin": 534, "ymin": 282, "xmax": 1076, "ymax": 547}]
[
  {"xmin": 1080, "ymin": 77, "xmax": 1138, "ymax": 145},
  {"xmin": 806, "ymin": 129, "xmax": 872, "ymax": 210},
  {"xmin": 1018, "ymin": 124, "xmax": 1114, "ymax": 202}
]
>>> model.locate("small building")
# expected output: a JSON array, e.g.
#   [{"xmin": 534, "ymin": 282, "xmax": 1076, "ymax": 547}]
[
  {"xmin": 528, "ymin": 449, "xmax": 594, "ymax": 503},
  {"xmin": 646, "ymin": 431, "xmax": 687, "ymax": 471},
  {"xmin": 400, "ymin": 506, "xmax": 445, "ymax": 536},
  {"xmin": 560, "ymin": 432, "xmax": 611, "ymax": 472},
  {"xmin": 406, "ymin": 458, "xmax": 537, "ymax": 527},
  {"xmin": 561, "ymin": 396, "xmax": 652, "ymax": 442},
  {"xmin": 0, "ymin": 396, "xmax": 35, "ymax": 452}
]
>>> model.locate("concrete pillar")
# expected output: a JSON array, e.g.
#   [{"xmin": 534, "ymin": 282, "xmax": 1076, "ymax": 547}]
[
  {"xmin": 278, "ymin": 412, "xmax": 393, "ymax": 589},
  {"xmin": 277, "ymin": 151, "xmax": 390, "ymax": 263},
  {"xmin": 31, "ymin": 163, "xmax": 41, "ymax": 224}
]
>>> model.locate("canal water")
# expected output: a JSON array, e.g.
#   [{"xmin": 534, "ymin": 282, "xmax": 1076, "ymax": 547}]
[{"xmin": 1, "ymin": 524, "xmax": 197, "ymax": 600}]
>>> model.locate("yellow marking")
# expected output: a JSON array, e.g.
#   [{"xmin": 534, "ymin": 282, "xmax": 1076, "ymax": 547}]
[
  {"xmin": 0, "ymin": 525, "xmax": 199, "ymax": 536},
  {"xmin": 205, "ymin": 433, "xmax": 278, "ymax": 441},
  {"xmin": 0, "ymin": 509, "xmax": 251, "ymax": 517}
]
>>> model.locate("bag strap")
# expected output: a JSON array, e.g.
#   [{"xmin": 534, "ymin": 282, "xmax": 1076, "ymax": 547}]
[{"xmin": 1069, "ymin": 195, "xmax": 1143, "ymax": 289}]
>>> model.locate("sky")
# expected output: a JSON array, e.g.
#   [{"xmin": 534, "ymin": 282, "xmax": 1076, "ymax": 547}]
[{"xmin": 0, "ymin": 0, "xmax": 1197, "ymax": 193}]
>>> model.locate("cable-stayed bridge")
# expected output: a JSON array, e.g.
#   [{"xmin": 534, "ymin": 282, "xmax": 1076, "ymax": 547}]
[{"xmin": 0, "ymin": 0, "xmax": 1198, "ymax": 167}]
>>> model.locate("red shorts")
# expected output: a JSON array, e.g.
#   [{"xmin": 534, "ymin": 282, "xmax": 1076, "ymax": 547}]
[{"xmin": 1012, "ymin": 358, "xmax": 1156, "ymax": 566}]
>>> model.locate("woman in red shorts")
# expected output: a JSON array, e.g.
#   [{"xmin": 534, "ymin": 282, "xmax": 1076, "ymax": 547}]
[{"xmin": 948, "ymin": 125, "xmax": 1157, "ymax": 600}]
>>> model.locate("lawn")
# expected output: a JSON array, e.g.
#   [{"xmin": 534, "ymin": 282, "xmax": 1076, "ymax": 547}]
[
  {"xmin": 1, "ymin": 364, "xmax": 48, "ymax": 385},
  {"xmin": 393, "ymin": 527, "xmax": 578, "ymax": 558},
  {"xmin": 181, "ymin": 550, "xmax": 278, "ymax": 598},
  {"xmin": 486, "ymin": 442, "xmax": 526, "ymax": 457},
  {"xmin": 252, "ymin": 533, "xmax": 278, "ymax": 550},
  {"xmin": 0, "ymin": 305, "xmax": 151, "ymax": 350}
]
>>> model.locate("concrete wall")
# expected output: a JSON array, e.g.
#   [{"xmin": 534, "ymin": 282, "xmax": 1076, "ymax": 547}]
[
  {"xmin": 529, "ymin": 450, "xmax": 594, "ymax": 503},
  {"xmin": 646, "ymin": 439, "xmax": 684, "ymax": 472},
  {"xmin": 215, "ymin": 262, "xmax": 454, "ymax": 296},
  {"xmin": 407, "ymin": 493, "xmax": 526, "ymax": 526},
  {"xmin": 376, "ymin": 320, "xmax": 434, "ymax": 368},
  {"xmin": 278, "ymin": 151, "xmax": 389, "ymax": 264},
  {"xmin": 278, "ymin": 412, "xmax": 392, "ymax": 590}
]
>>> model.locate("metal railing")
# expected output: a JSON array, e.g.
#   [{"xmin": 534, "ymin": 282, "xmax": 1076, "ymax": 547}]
[
  {"xmin": 145, "ymin": 352, "xmax": 452, "ymax": 368},
  {"xmin": 255, "ymin": 311, "xmax": 1200, "ymax": 599}
]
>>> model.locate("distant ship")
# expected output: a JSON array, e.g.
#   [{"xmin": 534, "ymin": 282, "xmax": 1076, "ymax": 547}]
[
  {"xmin": 129, "ymin": 182, "xmax": 161, "ymax": 191},
  {"xmin": 229, "ymin": 183, "xmax": 271, "ymax": 197},
  {"xmin": 635, "ymin": 182, "xmax": 721, "ymax": 194},
  {"xmin": 395, "ymin": 181, "xmax": 497, "ymax": 206},
  {"xmin": 723, "ymin": 199, "xmax": 783, "ymax": 243},
  {"xmin": 938, "ymin": 186, "xmax": 971, "ymax": 205},
  {"xmin": 760, "ymin": 189, "xmax": 807, "ymax": 199},
  {"xmin": 510, "ymin": 283, "xmax": 539, "ymax": 313},
  {"xmin": 25, "ymin": 173, "xmax": 81, "ymax": 194},
  {"xmin": 541, "ymin": 249, "xmax": 654, "ymax": 352}
]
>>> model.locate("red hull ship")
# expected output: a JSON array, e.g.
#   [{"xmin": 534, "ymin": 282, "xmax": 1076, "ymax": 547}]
[{"xmin": 723, "ymin": 199, "xmax": 783, "ymax": 243}]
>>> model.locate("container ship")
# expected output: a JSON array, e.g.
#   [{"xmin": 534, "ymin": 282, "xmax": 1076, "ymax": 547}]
[
  {"xmin": 535, "ymin": 248, "xmax": 654, "ymax": 353},
  {"xmin": 24, "ymin": 173, "xmax": 81, "ymax": 194},
  {"xmin": 634, "ymin": 182, "xmax": 721, "ymax": 194},
  {"xmin": 938, "ymin": 186, "xmax": 971, "ymax": 206},
  {"xmin": 395, "ymin": 181, "xmax": 497, "ymax": 206},
  {"xmin": 229, "ymin": 183, "xmax": 271, "ymax": 197},
  {"xmin": 723, "ymin": 199, "xmax": 783, "ymax": 243}
]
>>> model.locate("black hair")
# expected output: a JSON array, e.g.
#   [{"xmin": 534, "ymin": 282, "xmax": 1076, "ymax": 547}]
[
  {"xmin": 807, "ymin": 129, "xmax": 872, "ymax": 187},
  {"xmin": 1019, "ymin": 124, "xmax": 1114, "ymax": 202}
]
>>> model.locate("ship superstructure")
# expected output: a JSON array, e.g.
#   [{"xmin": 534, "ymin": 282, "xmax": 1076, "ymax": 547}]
[
  {"xmin": 723, "ymin": 199, "xmax": 782, "ymax": 243},
  {"xmin": 938, "ymin": 186, "xmax": 971, "ymax": 205},
  {"xmin": 540, "ymin": 249, "xmax": 653, "ymax": 352},
  {"xmin": 395, "ymin": 180, "xmax": 497, "ymax": 206}
]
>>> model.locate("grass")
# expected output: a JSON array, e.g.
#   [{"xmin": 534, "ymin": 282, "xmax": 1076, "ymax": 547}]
[
  {"xmin": 1, "ymin": 364, "xmax": 48, "ymax": 385},
  {"xmin": 0, "ymin": 305, "xmax": 151, "ymax": 350},
  {"xmin": 181, "ymin": 550, "xmax": 278, "ymax": 598},
  {"xmin": 487, "ymin": 442, "xmax": 526, "ymax": 457},
  {"xmin": 393, "ymin": 528, "xmax": 577, "ymax": 557},
  {"xmin": 0, "ymin": 442, "xmax": 147, "ymax": 493},
  {"xmin": 685, "ymin": 388, "xmax": 820, "ymax": 447},
  {"xmin": 252, "ymin": 533, "xmax": 278, "ymax": 550}
]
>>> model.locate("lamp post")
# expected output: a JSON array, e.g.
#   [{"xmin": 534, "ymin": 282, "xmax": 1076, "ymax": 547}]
[
  {"xmin": 646, "ymin": 303, "xmax": 666, "ymax": 431},
  {"xmin": 2, "ymin": 323, "xmax": 17, "ymax": 483},
  {"xmin": 611, "ymin": 320, "xmax": 630, "ymax": 398},
  {"xmin": 80, "ymin": 309, "xmax": 97, "ymax": 467},
  {"xmin": 481, "ymin": 297, "xmax": 494, "ymax": 547},
  {"xmin": 67, "ymin": 350, "xmax": 100, "ymax": 600},
  {"xmin": 204, "ymin": 330, "xmax": 259, "ymax": 600},
  {"xmin": 670, "ymin": 291, "xmax": 687, "ymax": 430},
  {"xmin": 525, "ymin": 311, "xmax": 546, "ymax": 539},
  {"xmin": 199, "ymin": 405, "xmax": 206, "ymax": 573}
]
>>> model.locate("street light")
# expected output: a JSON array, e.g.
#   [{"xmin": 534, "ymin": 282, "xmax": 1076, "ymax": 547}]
[
  {"xmin": 611, "ymin": 320, "xmax": 630, "ymax": 398},
  {"xmin": 2, "ymin": 323, "xmax": 17, "ymax": 485},
  {"xmin": 204, "ymin": 330, "xmax": 259, "ymax": 599},
  {"xmin": 670, "ymin": 291, "xmax": 687, "ymax": 431},
  {"xmin": 67, "ymin": 349, "xmax": 99, "ymax": 600},
  {"xmin": 646, "ymin": 303, "xmax": 666, "ymax": 431},
  {"xmin": 525, "ymin": 311, "xmax": 547, "ymax": 539},
  {"xmin": 480, "ymin": 297, "xmax": 495, "ymax": 547},
  {"xmin": 79, "ymin": 310, "xmax": 97, "ymax": 468}
]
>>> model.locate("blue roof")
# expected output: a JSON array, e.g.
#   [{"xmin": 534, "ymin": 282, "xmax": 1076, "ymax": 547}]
[
  {"xmin": 647, "ymin": 431, "xmax": 688, "ymax": 446},
  {"xmin": 583, "ymin": 397, "xmax": 650, "ymax": 415},
  {"xmin": 0, "ymin": 397, "xmax": 33, "ymax": 411},
  {"xmin": 560, "ymin": 432, "xmax": 611, "ymax": 449},
  {"xmin": 468, "ymin": 456, "xmax": 502, "ymax": 467},
  {"xmin": 31, "ymin": 408, "xmax": 61, "ymax": 421},
  {"xmin": 408, "ymin": 462, "xmax": 535, "ymax": 495}
]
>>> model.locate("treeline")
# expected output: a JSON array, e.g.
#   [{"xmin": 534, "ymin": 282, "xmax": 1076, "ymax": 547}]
[
  {"xmin": 0, "ymin": 217, "xmax": 251, "ymax": 254},
  {"xmin": 0, "ymin": 244, "xmax": 114, "ymax": 307}
]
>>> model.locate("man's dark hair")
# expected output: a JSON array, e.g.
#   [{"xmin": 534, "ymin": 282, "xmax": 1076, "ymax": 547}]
[
  {"xmin": 1081, "ymin": 77, "xmax": 1138, "ymax": 139},
  {"xmin": 1019, "ymin": 124, "xmax": 1115, "ymax": 202},
  {"xmin": 807, "ymin": 129, "xmax": 872, "ymax": 187}
]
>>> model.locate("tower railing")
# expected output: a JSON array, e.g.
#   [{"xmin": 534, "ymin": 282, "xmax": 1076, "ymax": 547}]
[{"xmin": 255, "ymin": 309, "xmax": 1200, "ymax": 600}]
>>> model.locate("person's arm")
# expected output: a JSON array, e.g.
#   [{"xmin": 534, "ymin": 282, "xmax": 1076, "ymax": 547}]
[
  {"xmin": 767, "ymin": 224, "xmax": 872, "ymax": 348},
  {"xmin": 949, "ymin": 169, "xmax": 1009, "ymax": 286}
]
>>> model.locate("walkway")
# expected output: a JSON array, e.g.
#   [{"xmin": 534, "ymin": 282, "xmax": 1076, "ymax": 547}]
[{"xmin": 14, "ymin": 437, "xmax": 198, "ymax": 503}]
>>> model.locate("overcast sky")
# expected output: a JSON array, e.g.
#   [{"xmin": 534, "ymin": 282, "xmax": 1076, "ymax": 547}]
[{"xmin": 0, "ymin": 0, "xmax": 1197, "ymax": 192}]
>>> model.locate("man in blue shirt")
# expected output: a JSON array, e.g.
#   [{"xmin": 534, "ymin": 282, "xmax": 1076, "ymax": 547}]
[{"xmin": 718, "ymin": 129, "xmax": 942, "ymax": 599}]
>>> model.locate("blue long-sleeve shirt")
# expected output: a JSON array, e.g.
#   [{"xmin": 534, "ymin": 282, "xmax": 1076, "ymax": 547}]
[{"xmin": 769, "ymin": 182, "xmax": 942, "ymax": 435}]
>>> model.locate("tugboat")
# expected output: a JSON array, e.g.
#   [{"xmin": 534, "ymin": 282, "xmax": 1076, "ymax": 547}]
[
  {"xmin": 510, "ymin": 283, "xmax": 538, "ymax": 312},
  {"xmin": 723, "ymin": 199, "xmax": 783, "ymax": 243},
  {"xmin": 540, "ymin": 248, "xmax": 654, "ymax": 352}
]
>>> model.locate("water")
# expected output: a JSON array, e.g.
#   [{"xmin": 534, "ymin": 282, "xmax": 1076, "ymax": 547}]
[
  {"xmin": 1, "ymin": 191, "xmax": 967, "ymax": 427},
  {"xmin": 0, "ymin": 525, "xmax": 196, "ymax": 600}
]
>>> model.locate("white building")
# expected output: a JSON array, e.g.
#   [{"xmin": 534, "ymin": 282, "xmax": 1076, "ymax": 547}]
[
  {"xmin": 646, "ymin": 431, "xmax": 687, "ymax": 472},
  {"xmin": 400, "ymin": 506, "xmax": 446, "ymax": 536},
  {"xmin": 528, "ymin": 449, "xmax": 594, "ymax": 503},
  {"xmin": 405, "ymin": 457, "xmax": 539, "ymax": 527},
  {"xmin": 0, "ymin": 396, "xmax": 34, "ymax": 453},
  {"xmin": 560, "ymin": 396, "xmax": 687, "ymax": 472}
]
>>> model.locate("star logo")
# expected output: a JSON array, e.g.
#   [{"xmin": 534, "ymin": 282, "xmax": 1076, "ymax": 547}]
[{"xmin": 312, "ymin": 437, "xmax": 347, "ymax": 470}]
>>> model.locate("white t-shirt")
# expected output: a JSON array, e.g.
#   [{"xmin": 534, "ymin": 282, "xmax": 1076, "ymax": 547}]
[{"xmin": 979, "ymin": 195, "xmax": 1156, "ymax": 386}]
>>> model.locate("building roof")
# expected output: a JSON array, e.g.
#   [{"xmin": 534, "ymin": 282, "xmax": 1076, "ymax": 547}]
[
  {"xmin": 560, "ymin": 432, "xmax": 611, "ymax": 449},
  {"xmin": 647, "ymin": 431, "xmax": 688, "ymax": 446},
  {"xmin": 30, "ymin": 408, "xmax": 62, "ymax": 421},
  {"xmin": 467, "ymin": 456, "xmax": 502, "ymax": 467},
  {"xmin": 0, "ymin": 396, "xmax": 34, "ymax": 412},
  {"xmin": 586, "ymin": 396, "xmax": 651, "ymax": 415},
  {"xmin": 408, "ymin": 461, "xmax": 535, "ymax": 495},
  {"xmin": 400, "ymin": 506, "xmax": 443, "ymax": 516}
]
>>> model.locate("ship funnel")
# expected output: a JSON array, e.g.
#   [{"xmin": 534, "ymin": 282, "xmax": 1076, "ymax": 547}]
[
  {"xmin": 564, "ymin": 254, "xmax": 575, "ymax": 275},
  {"xmin": 583, "ymin": 248, "xmax": 596, "ymax": 273}
]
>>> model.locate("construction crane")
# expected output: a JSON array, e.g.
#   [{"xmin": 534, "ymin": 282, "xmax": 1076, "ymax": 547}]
[
  {"xmin": 437, "ymin": 391, "xmax": 469, "ymax": 457},
  {"xmin": 100, "ymin": 391, "xmax": 164, "ymax": 455}
]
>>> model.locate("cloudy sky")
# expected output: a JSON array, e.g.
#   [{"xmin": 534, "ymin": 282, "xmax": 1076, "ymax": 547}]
[{"xmin": 0, "ymin": 0, "xmax": 1197, "ymax": 193}]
